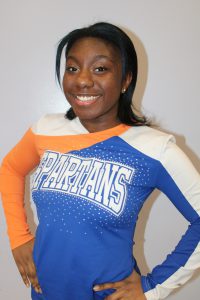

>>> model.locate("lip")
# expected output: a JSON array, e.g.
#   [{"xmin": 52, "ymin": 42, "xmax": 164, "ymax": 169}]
[{"xmin": 70, "ymin": 93, "xmax": 102, "ymax": 106}]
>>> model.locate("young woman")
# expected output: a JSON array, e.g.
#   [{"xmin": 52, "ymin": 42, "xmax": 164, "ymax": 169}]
[{"xmin": 0, "ymin": 22, "xmax": 200, "ymax": 300}]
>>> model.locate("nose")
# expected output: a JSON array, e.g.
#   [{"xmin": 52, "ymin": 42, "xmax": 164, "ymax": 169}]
[{"xmin": 76, "ymin": 69, "xmax": 94, "ymax": 89}]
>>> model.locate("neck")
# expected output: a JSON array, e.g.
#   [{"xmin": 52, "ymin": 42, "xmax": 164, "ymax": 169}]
[{"xmin": 79, "ymin": 118, "xmax": 121, "ymax": 133}]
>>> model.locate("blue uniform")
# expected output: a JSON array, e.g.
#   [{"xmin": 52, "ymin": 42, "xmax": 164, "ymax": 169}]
[{"xmin": 1, "ymin": 114, "xmax": 200, "ymax": 300}]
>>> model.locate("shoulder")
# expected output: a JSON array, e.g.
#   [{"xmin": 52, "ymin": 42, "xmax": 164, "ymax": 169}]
[
  {"xmin": 120, "ymin": 125, "xmax": 176, "ymax": 161},
  {"xmin": 31, "ymin": 113, "xmax": 87, "ymax": 136}
]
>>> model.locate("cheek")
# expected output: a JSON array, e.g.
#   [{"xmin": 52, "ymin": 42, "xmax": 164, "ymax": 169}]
[
  {"xmin": 102, "ymin": 79, "xmax": 122, "ymax": 100},
  {"xmin": 62, "ymin": 75, "xmax": 72, "ymax": 93}
]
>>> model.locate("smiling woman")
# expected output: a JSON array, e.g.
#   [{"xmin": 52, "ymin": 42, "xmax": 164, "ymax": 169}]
[
  {"xmin": 56, "ymin": 22, "xmax": 148, "ymax": 129},
  {"xmin": 0, "ymin": 22, "xmax": 200, "ymax": 300},
  {"xmin": 62, "ymin": 37, "xmax": 127, "ymax": 131}
]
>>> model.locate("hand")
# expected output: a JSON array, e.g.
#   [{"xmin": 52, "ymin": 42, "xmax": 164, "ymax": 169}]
[
  {"xmin": 12, "ymin": 238, "xmax": 42, "ymax": 294},
  {"xmin": 93, "ymin": 269, "xmax": 146, "ymax": 300}
]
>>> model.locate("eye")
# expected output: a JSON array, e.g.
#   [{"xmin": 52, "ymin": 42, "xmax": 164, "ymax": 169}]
[
  {"xmin": 65, "ymin": 66, "xmax": 78, "ymax": 72},
  {"xmin": 94, "ymin": 66, "xmax": 108, "ymax": 73}
]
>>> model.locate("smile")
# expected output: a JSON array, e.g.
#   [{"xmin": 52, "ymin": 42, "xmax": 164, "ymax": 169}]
[{"xmin": 75, "ymin": 95, "xmax": 101, "ymax": 102}]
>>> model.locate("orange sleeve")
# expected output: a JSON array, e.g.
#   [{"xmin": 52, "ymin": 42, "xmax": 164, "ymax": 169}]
[{"xmin": 0, "ymin": 128, "xmax": 40, "ymax": 249}]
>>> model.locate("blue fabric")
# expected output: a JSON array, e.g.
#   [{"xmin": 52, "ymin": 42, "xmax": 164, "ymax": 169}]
[{"xmin": 31, "ymin": 137, "xmax": 199, "ymax": 299}]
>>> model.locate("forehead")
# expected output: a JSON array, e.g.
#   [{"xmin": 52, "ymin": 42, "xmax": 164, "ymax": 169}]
[{"xmin": 67, "ymin": 37, "xmax": 121, "ymax": 61}]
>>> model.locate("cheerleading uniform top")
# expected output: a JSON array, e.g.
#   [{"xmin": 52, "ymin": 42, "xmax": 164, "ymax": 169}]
[{"xmin": 0, "ymin": 113, "xmax": 200, "ymax": 300}]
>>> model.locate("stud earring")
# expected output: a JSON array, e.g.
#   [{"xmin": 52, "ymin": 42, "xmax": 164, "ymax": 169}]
[{"xmin": 122, "ymin": 88, "xmax": 126, "ymax": 94}]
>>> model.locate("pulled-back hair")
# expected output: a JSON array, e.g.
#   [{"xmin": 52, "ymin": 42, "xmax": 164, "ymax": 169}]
[{"xmin": 56, "ymin": 22, "xmax": 149, "ymax": 126}]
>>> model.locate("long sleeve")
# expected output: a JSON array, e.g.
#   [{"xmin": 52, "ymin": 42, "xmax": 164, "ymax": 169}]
[
  {"xmin": 0, "ymin": 128, "xmax": 40, "ymax": 249},
  {"xmin": 141, "ymin": 138, "xmax": 200, "ymax": 299}
]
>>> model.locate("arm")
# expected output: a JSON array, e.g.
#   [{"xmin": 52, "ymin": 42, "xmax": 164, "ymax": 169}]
[
  {"xmin": 142, "ymin": 138, "xmax": 200, "ymax": 300},
  {"xmin": 0, "ymin": 128, "xmax": 40, "ymax": 249},
  {"xmin": 0, "ymin": 127, "xmax": 43, "ymax": 293}
]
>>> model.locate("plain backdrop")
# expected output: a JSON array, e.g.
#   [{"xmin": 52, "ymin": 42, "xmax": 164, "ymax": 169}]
[{"xmin": 0, "ymin": 1, "xmax": 200, "ymax": 299}]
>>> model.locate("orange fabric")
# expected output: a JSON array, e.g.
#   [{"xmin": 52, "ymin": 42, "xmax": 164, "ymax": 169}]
[
  {"xmin": 0, "ymin": 129, "xmax": 40, "ymax": 249},
  {"xmin": 35, "ymin": 123, "xmax": 130, "ymax": 157},
  {"xmin": 0, "ymin": 123, "xmax": 130, "ymax": 249}
]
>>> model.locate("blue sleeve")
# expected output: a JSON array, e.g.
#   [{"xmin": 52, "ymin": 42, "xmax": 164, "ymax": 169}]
[{"xmin": 141, "ymin": 140, "xmax": 200, "ymax": 300}]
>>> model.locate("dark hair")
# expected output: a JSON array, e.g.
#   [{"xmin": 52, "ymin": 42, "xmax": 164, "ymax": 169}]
[{"xmin": 56, "ymin": 22, "xmax": 149, "ymax": 126}]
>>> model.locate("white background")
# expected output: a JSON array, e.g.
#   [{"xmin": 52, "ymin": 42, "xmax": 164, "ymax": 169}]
[{"xmin": 0, "ymin": 1, "xmax": 200, "ymax": 299}]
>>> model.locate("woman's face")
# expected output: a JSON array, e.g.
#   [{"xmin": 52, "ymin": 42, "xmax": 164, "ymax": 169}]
[{"xmin": 62, "ymin": 37, "xmax": 130, "ymax": 130}]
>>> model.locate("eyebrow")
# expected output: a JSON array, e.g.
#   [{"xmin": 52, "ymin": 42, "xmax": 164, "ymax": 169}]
[{"xmin": 66, "ymin": 54, "xmax": 115, "ymax": 64}]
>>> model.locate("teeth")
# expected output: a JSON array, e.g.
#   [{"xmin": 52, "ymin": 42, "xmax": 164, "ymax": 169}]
[{"xmin": 76, "ymin": 95, "xmax": 99, "ymax": 102}]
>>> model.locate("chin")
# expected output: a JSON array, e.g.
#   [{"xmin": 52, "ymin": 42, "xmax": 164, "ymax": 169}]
[{"xmin": 73, "ymin": 110, "xmax": 100, "ymax": 121}]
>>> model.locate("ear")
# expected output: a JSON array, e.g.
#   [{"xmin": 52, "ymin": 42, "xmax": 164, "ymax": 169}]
[{"xmin": 121, "ymin": 72, "xmax": 132, "ymax": 94}]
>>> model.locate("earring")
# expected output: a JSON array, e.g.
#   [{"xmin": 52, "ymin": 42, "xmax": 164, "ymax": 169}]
[{"xmin": 122, "ymin": 88, "xmax": 126, "ymax": 94}]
